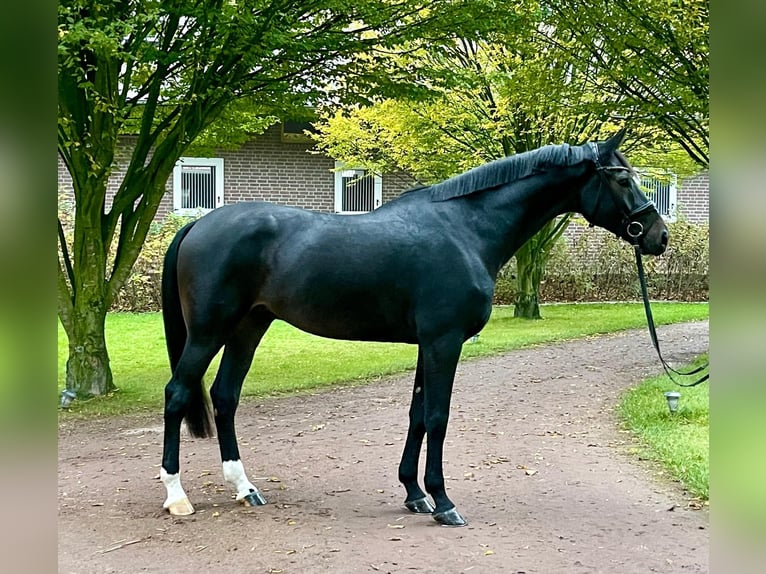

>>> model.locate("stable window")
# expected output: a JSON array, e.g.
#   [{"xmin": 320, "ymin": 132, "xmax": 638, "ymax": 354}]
[
  {"xmin": 333, "ymin": 162, "xmax": 382, "ymax": 214},
  {"xmin": 638, "ymin": 169, "xmax": 677, "ymax": 222},
  {"xmin": 173, "ymin": 157, "xmax": 224, "ymax": 215}
]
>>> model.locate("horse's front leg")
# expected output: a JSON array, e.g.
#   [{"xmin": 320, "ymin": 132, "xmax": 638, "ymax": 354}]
[
  {"xmin": 398, "ymin": 352, "xmax": 436, "ymax": 514},
  {"xmin": 421, "ymin": 333, "xmax": 466, "ymax": 526}
]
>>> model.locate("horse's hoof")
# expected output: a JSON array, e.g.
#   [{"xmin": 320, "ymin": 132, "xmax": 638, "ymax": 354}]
[
  {"xmin": 241, "ymin": 490, "xmax": 267, "ymax": 506},
  {"xmin": 404, "ymin": 497, "xmax": 435, "ymax": 514},
  {"xmin": 165, "ymin": 497, "xmax": 195, "ymax": 516},
  {"xmin": 433, "ymin": 507, "xmax": 467, "ymax": 527}
]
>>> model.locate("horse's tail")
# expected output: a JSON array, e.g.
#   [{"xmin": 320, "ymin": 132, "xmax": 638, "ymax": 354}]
[{"xmin": 161, "ymin": 220, "xmax": 214, "ymax": 438}]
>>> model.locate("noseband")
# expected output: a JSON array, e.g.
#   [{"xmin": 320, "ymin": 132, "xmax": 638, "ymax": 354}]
[{"xmin": 589, "ymin": 142, "xmax": 655, "ymax": 243}]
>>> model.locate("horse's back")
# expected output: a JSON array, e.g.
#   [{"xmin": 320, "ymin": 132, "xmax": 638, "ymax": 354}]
[{"xmin": 174, "ymin": 199, "xmax": 494, "ymax": 343}]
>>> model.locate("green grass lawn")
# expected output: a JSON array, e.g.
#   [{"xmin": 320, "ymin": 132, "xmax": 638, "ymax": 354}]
[
  {"xmin": 618, "ymin": 354, "xmax": 709, "ymax": 500},
  {"xmin": 58, "ymin": 302, "xmax": 708, "ymax": 418}
]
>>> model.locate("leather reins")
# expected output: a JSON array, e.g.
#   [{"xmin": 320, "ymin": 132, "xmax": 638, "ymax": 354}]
[{"xmin": 590, "ymin": 142, "xmax": 709, "ymax": 387}]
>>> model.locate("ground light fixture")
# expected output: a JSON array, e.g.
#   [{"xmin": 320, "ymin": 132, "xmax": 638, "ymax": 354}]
[
  {"xmin": 664, "ymin": 391, "xmax": 681, "ymax": 414},
  {"xmin": 60, "ymin": 389, "xmax": 77, "ymax": 409}
]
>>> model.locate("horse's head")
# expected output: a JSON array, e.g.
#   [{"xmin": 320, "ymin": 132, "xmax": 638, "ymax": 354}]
[{"xmin": 580, "ymin": 129, "xmax": 668, "ymax": 256}]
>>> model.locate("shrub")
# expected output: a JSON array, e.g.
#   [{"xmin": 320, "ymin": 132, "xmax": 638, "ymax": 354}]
[
  {"xmin": 494, "ymin": 219, "xmax": 708, "ymax": 304},
  {"xmin": 647, "ymin": 220, "xmax": 709, "ymax": 301},
  {"xmin": 110, "ymin": 214, "xmax": 195, "ymax": 312}
]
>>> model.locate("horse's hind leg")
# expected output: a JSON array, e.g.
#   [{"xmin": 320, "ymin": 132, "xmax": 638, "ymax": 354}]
[
  {"xmin": 211, "ymin": 308, "xmax": 274, "ymax": 507},
  {"xmin": 398, "ymin": 352, "xmax": 436, "ymax": 514},
  {"xmin": 161, "ymin": 338, "xmax": 223, "ymax": 515}
]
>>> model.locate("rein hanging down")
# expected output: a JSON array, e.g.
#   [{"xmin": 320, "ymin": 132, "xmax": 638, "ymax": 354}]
[{"xmin": 633, "ymin": 246, "xmax": 709, "ymax": 387}]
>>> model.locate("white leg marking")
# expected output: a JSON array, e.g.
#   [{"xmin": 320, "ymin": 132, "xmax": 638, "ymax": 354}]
[
  {"xmin": 160, "ymin": 467, "xmax": 194, "ymax": 515},
  {"xmin": 222, "ymin": 459, "xmax": 262, "ymax": 501}
]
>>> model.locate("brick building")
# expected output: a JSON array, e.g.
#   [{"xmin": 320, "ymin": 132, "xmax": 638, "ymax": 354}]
[
  {"xmin": 57, "ymin": 123, "xmax": 416, "ymax": 219},
  {"xmin": 57, "ymin": 123, "xmax": 708, "ymax": 224},
  {"xmin": 674, "ymin": 171, "xmax": 709, "ymax": 224}
]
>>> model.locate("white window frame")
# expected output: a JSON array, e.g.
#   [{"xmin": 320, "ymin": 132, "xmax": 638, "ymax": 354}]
[
  {"xmin": 637, "ymin": 168, "xmax": 677, "ymax": 223},
  {"xmin": 172, "ymin": 157, "xmax": 224, "ymax": 216},
  {"xmin": 333, "ymin": 161, "xmax": 382, "ymax": 214}
]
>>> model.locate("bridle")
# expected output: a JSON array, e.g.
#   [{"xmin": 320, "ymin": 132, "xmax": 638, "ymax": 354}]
[
  {"xmin": 589, "ymin": 142, "xmax": 709, "ymax": 388},
  {"xmin": 589, "ymin": 142, "xmax": 656, "ymax": 244}
]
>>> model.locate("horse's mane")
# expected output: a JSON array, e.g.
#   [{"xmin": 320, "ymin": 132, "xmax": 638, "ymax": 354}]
[{"xmin": 420, "ymin": 143, "xmax": 590, "ymax": 202}]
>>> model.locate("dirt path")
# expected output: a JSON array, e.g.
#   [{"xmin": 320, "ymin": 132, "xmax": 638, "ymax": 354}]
[{"xmin": 58, "ymin": 321, "xmax": 708, "ymax": 574}]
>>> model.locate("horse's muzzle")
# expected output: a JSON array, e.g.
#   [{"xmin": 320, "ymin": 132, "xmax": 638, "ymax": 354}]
[{"xmin": 640, "ymin": 227, "xmax": 668, "ymax": 256}]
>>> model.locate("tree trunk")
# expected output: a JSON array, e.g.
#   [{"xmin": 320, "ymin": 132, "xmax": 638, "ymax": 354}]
[
  {"xmin": 58, "ymin": 165, "xmax": 117, "ymax": 398},
  {"xmin": 58, "ymin": 220, "xmax": 118, "ymax": 398},
  {"xmin": 513, "ymin": 291, "xmax": 540, "ymax": 319},
  {"xmin": 512, "ymin": 216, "xmax": 571, "ymax": 320},
  {"xmin": 513, "ymin": 250, "xmax": 542, "ymax": 320},
  {"xmin": 65, "ymin": 305, "xmax": 114, "ymax": 397}
]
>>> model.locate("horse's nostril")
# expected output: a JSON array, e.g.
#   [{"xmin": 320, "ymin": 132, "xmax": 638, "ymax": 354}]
[{"xmin": 661, "ymin": 230, "xmax": 669, "ymax": 246}]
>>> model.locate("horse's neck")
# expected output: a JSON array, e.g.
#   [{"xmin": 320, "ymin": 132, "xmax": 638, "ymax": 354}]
[{"xmin": 466, "ymin": 176, "xmax": 577, "ymax": 277}]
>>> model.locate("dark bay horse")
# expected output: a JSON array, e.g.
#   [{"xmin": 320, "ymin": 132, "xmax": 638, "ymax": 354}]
[{"xmin": 160, "ymin": 129, "xmax": 668, "ymax": 526}]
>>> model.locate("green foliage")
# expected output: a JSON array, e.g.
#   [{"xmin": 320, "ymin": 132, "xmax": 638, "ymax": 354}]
[
  {"xmin": 543, "ymin": 221, "xmax": 648, "ymax": 302},
  {"xmin": 186, "ymin": 103, "xmax": 279, "ymax": 156},
  {"xmin": 545, "ymin": 0, "xmax": 708, "ymax": 167},
  {"xmin": 647, "ymin": 219, "xmax": 709, "ymax": 300},
  {"xmin": 58, "ymin": 303, "xmax": 708, "ymax": 418},
  {"xmin": 618, "ymin": 355, "xmax": 709, "ymax": 500},
  {"xmin": 316, "ymin": 36, "xmax": 617, "ymax": 181},
  {"xmin": 317, "ymin": 1, "xmax": 709, "ymax": 173},
  {"xmin": 57, "ymin": 0, "xmax": 523, "ymax": 395}
]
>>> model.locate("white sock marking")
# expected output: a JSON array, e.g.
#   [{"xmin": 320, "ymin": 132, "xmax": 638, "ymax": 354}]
[
  {"xmin": 160, "ymin": 467, "xmax": 188, "ymax": 508},
  {"xmin": 222, "ymin": 459, "xmax": 261, "ymax": 500}
]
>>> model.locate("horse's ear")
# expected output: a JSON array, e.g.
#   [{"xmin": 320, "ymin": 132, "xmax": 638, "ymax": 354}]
[{"xmin": 601, "ymin": 128, "xmax": 627, "ymax": 154}]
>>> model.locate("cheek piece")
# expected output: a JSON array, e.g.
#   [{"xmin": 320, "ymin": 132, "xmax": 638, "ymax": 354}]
[{"xmin": 588, "ymin": 142, "xmax": 655, "ymax": 244}]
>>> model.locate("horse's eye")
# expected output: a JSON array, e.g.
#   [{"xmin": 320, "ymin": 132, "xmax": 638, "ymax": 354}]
[{"xmin": 615, "ymin": 174, "xmax": 632, "ymax": 188}]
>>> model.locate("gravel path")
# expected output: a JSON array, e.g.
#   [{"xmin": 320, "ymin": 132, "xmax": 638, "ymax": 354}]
[{"xmin": 58, "ymin": 321, "xmax": 709, "ymax": 573}]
